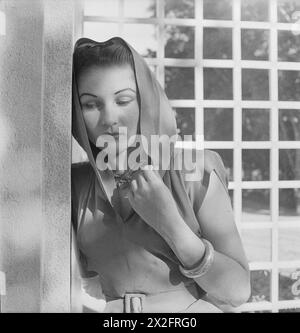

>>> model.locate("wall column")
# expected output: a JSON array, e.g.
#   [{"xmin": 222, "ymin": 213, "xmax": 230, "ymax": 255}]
[
  {"xmin": 41, "ymin": 0, "xmax": 74, "ymax": 313},
  {"xmin": 0, "ymin": 0, "xmax": 75, "ymax": 312}
]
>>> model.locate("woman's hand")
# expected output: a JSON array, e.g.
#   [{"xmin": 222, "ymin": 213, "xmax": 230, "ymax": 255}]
[
  {"xmin": 126, "ymin": 165, "xmax": 206, "ymax": 270},
  {"xmin": 126, "ymin": 165, "xmax": 179, "ymax": 235}
]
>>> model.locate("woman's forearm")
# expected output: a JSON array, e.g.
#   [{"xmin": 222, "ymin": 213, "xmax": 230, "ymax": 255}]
[
  {"xmin": 192, "ymin": 250, "xmax": 251, "ymax": 307},
  {"xmin": 159, "ymin": 212, "xmax": 250, "ymax": 307}
]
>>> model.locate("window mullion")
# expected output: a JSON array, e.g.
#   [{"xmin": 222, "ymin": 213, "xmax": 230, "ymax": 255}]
[
  {"xmin": 233, "ymin": 0, "xmax": 242, "ymax": 237},
  {"xmin": 195, "ymin": 0, "xmax": 203, "ymax": 145},
  {"xmin": 157, "ymin": 0, "xmax": 165, "ymax": 87},
  {"xmin": 270, "ymin": 0, "xmax": 279, "ymax": 314},
  {"xmin": 118, "ymin": 0, "xmax": 124, "ymax": 36}
]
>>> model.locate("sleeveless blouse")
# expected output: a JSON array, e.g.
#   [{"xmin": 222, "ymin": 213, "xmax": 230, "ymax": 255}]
[{"xmin": 71, "ymin": 149, "xmax": 229, "ymax": 300}]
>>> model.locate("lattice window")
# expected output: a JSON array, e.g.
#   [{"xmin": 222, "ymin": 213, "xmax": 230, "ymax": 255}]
[{"xmin": 74, "ymin": 0, "xmax": 300, "ymax": 313}]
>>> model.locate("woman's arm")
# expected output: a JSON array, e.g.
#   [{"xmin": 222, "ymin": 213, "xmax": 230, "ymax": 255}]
[
  {"xmin": 127, "ymin": 164, "xmax": 250, "ymax": 307},
  {"xmin": 160, "ymin": 170, "xmax": 251, "ymax": 308}
]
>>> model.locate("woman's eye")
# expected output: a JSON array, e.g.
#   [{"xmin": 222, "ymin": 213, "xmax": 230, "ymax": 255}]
[
  {"xmin": 83, "ymin": 102, "xmax": 101, "ymax": 110},
  {"xmin": 117, "ymin": 100, "xmax": 131, "ymax": 106}
]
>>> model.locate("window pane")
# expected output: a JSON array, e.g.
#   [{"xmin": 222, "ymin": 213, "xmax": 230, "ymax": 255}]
[
  {"xmin": 203, "ymin": 28, "xmax": 232, "ymax": 59},
  {"xmin": 203, "ymin": 0, "xmax": 232, "ymax": 20},
  {"xmin": 253, "ymin": 310, "xmax": 272, "ymax": 313},
  {"xmin": 279, "ymin": 109, "xmax": 300, "ymax": 141},
  {"xmin": 240, "ymin": 229, "xmax": 271, "ymax": 262},
  {"xmin": 279, "ymin": 268, "xmax": 300, "ymax": 301},
  {"xmin": 249, "ymin": 270, "xmax": 271, "ymax": 303},
  {"xmin": 123, "ymin": 24, "xmax": 157, "ymax": 58},
  {"xmin": 279, "ymin": 308, "xmax": 300, "ymax": 312},
  {"xmin": 210, "ymin": 149, "xmax": 233, "ymax": 182},
  {"xmin": 278, "ymin": 31, "xmax": 300, "ymax": 62},
  {"xmin": 204, "ymin": 108, "xmax": 233, "ymax": 141},
  {"xmin": 278, "ymin": 70, "xmax": 300, "ymax": 101},
  {"xmin": 203, "ymin": 68, "xmax": 233, "ymax": 100},
  {"xmin": 173, "ymin": 108, "xmax": 195, "ymax": 140},
  {"xmin": 242, "ymin": 109, "xmax": 270, "ymax": 141},
  {"xmin": 279, "ymin": 188, "xmax": 300, "ymax": 221},
  {"xmin": 241, "ymin": 29, "xmax": 269, "ymax": 61},
  {"xmin": 164, "ymin": 26, "xmax": 195, "ymax": 59},
  {"xmin": 83, "ymin": 22, "xmax": 119, "ymax": 41},
  {"xmin": 277, "ymin": 0, "xmax": 300, "ymax": 23},
  {"xmin": 242, "ymin": 149, "xmax": 270, "ymax": 181},
  {"xmin": 279, "ymin": 149, "xmax": 300, "ymax": 180},
  {"xmin": 242, "ymin": 189, "xmax": 271, "ymax": 222},
  {"xmin": 242, "ymin": 69, "xmax": 269, "ymax": 100},
  {"xmin": 165, "ymin": 0, "xmax": 195, "ymax": 18},
  {"xmin": 84, "ymin": 0, "xmax": 118, "ymax": 17},
  {"xmin": 279, "ymin": 228, "xmax": 300, "ymax": 261},
  {"xmin": 241, "ymin": 0, "xmax": 269, "ymax": 22},
  {"xmin": 165, "ymin": 67, "xmax": 194, "ymax": 99},
  {"xmin": 124, "ymin": 0, "xmax": 156, "ymax": 18}
]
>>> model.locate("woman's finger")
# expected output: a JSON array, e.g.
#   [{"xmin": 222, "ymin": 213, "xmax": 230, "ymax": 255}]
[
  {"xmin": 130, "ymin": 179, "xmax": 138, "ymax": 193},
  {"xmin": 136, "ymin": 172, "xmax": 147, "ymax": 189},
  {"xmin": 151, "ymin": 165, "xmax": 161, "ymax": 178},
  {"xmin": 142, "ymin": 165, "xmax": 161, "ymax": 182},
  {"xmin": 141, "ymin": 165, "xmax": 156, "ymax": 182}
]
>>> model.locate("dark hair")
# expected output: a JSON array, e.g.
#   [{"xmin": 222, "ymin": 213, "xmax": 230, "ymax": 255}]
[{"xmin": 73, "ymin": 38, "xmax": 135, "ymax": 78}]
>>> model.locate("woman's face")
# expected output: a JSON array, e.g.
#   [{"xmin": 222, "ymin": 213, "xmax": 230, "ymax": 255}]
[{"xmin": 77, "ymin": 64, "xmax": 139, "ymax": 155}]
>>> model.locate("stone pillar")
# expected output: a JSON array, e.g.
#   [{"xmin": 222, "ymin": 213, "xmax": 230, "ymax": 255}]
[
  {"xmin": 0, "ymin": 0, "xmax": 75, "ymax": 312},
  {"xmin": 41, "ymin": 0, "xmax": 74, "ymax": 313}
]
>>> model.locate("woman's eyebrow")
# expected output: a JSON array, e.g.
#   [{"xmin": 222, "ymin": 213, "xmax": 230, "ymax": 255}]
[
  {"xmin": 114, "ymin": 88, "xmax": 136, "ymax": 95},
  {"xmin": 79, "ymin": 93, "xmax": 98, "ymax": 99},
  {"xmin": 79, "ymin": 89, "xmax": 136, "ymax": 99}
]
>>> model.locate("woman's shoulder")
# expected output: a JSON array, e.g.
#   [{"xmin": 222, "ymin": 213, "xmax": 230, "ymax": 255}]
[
  {"xmin": 202, "ymin": 149, "xmax": 228, "ymax": 190},
  {"xmin": 175, "ymin": 149, "xmax": 229, "ymax": 213},
  {"xmin": 175, "ymin": 148, "xmax": 228, "ymax": 188}
]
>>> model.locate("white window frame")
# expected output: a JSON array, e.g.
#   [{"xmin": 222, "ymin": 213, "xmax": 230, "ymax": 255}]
[{"xmin": 77, "ymin": 0, "xmax": 300, "ymax": 313}]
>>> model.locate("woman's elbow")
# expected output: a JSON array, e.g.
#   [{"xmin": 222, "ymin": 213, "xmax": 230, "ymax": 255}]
[
  {"xmin": 228, "ymin": 273, "xmax": 251, "ymax": 307},
  {"xmin": 229, "ymin": 284, "xmax": 251, "ymax": 307}
]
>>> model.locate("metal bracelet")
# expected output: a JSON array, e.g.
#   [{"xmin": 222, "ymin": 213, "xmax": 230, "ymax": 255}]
[{"xmin": 179, "ymin": 239, "xmax": 215, "ymax": 279}]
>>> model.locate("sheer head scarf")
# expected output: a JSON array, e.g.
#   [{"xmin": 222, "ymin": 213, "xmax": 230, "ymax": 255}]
[{"xmin": 72, "ymin": 36, "xmax": 203, "ymax": 236}]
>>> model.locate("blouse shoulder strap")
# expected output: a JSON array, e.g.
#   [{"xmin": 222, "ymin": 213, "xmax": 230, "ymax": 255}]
[{"xmin": 203, "ymin": 150, "xmax": 229, "ymax": 192}]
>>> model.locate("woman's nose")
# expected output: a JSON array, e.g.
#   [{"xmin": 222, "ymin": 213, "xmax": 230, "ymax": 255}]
[{"xmin": 101, "ymin": 106, "xmax": 118, "ymax": 127}]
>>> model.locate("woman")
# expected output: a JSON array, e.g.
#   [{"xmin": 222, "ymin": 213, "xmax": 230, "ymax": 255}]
[{"xmin": 71, "ymin": 36, "xmax": 250, "ymax": 313}]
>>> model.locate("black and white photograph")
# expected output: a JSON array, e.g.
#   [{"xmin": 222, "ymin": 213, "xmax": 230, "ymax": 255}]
[{"xmin": 0, "ymin": 0, "xmax": 300, "ymax": 316}]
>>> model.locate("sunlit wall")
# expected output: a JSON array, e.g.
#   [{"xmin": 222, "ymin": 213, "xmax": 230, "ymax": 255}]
[{"xmin": 0, "ymin": 0, "xmax": 74, "ymax": 312}]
